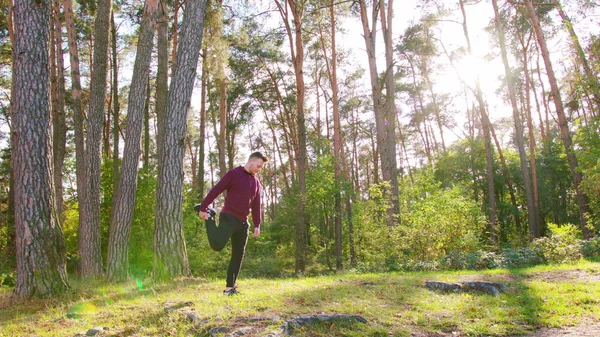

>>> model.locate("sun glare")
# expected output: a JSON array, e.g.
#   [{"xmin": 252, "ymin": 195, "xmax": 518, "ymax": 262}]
[{"xmin": 456, "ymin": 54, "xmax": 492, "ymax": 88}]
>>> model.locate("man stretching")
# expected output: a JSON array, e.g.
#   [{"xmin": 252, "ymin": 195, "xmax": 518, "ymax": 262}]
[{"xmin": 195, "ymin": 152, "xmax": 268, "ymax": 295}]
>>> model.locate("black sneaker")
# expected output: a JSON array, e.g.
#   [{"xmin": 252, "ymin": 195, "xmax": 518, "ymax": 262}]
[
  {"xmin": 194, "ymin": 204, "xmax": 216, "ymax": 219},
  {"xmin": 223, "ymin": 288, "xmax": 239, "ymax": 296}
]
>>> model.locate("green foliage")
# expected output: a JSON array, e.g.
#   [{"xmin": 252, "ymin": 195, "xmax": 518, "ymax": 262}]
[
  {"xmin": 400, "ymin": 169, "xmax": 487, "ymax": 262},
  {"xmin": 441, "ymin": 248, "xmax": 545, "ymax": 270},
  {"xmin": 531, "ymin": 223, "xmax": 583, "ymax": 264},
  {"xmin": 495, "ymin": 248, "xmax": 545, "ymax": 269},
  {"xmin": 62, "ymin": 201, "xmax": 81, "ymax": 274},
  {"xmin": 441, "ymin": 250, "xmax": 498, "ymax": 270},
  {"xmin": 574, "ymin": 117, "xmax": 600, "ymax": 229},
  {"xmin": 128, "ymin": 167, "xmax": 157, "ymax": 277},
  {"xmin": 582, "ymin": 237, "xmax": 600, "ymax": 259},
  {"xmin": 0, "ymin": 272, "xmax": 14, "ymax": 287},
  {"xmin": 351, "ymin": 183, "xmax": 393, "ymax": 272},
  {"xmin": 536, "ymin": 139, "xmax": 577, "ymax": 225}
]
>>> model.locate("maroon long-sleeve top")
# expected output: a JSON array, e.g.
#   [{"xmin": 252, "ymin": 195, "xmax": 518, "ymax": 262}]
[{"xmin": 198, "ymin": 166, "xmax": 262, "ymax": 228}]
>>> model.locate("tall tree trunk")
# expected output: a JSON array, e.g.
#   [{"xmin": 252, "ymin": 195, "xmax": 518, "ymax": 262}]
[
  {"xmin": 492, "ymin": 0, "xmax": 540, "ymax": 238},
  {"xmin": 107, "ymin": 0, "xmax": 159, "ymax": 282},
  {"xmin": 520, "ymin": 36, "xmax": 543, "ymax": 234},
  {"xmin": 111, "ymin": 13, "xmax": 121, "ymax": 193},
  {"xmin": 197, "ymin": 48, "xmax": 208, "ymax": 196},
  {"xmin": 292, "ymin": 1, "xmax": 308, "ymax": 274},
  {"xmin": 318, "ymin": 1, "xmax": 346, "ymax": 270},
  {"xmin": 5, "ymin": 0, "xmax": 16, "ymax": 267},
  {"xmin": 155, "ymin": 0, "xmax": 169, "ymax": 165},
  {"xmin": 524, "ymin": 0, "xmax": 591, "ymax": 238},
  {"xmin": 171, "ymin": 0, "xmax": 179, "ymax": 62},
  {"xmin": 459, "ymin": 0, "xmax": 497, "ymax": 242},
  {"xmin": 154, "ymin": 0, "xmax": 208, "ymax": 280},
  {"xmin": 63, "ymin": 0, "xmax": 87, "ymax": 278},
  {"xmin": 12, "ymin": 0, "xmax": 69, "ymax": 298},
  {"xmin": 51, "ymin": 0, "xmax": 67, "ymax": 221},
  {"xmin": 81, "ymin": 0, "xmax": 113, "ymax": 279},
  {"xmin": 379, "ymin": 0, "xmax": 400, "ymax": 224},
  {"xmin": 218, "ymin": 79, "xmax": 227, "ymax": 176},
  {"xmin": 274, "ymin": 0, "xmax": 308, "ymax": 273},
  {"xmin": 143, "ymin": 78, "xmax": 151, "ymax": 169},
  {"xmin": 358, "ymin": 0, "xmax": 398, "ymax": 226}
]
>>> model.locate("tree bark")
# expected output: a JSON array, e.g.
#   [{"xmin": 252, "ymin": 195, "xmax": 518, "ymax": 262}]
[
  {"xmin": 111, "ymin": 13, "xmax": 121, "ymax": 194},
  {"xmin": 274, "ymin": 0, "xmax": 308, "ymax": 273},
  {"xmin": 63, "ymin": 0, "xmax": 87, "ymax": 278},
  {"xmin": 51, "ymin": 0, "xmax": 67, "ymax": 221},
  {"xmin": 218, "ymin": 79, "xmax": 227, "ymax": 176},
  {"xmin": 107, "ymin": 0, "xmax": 159, "ymax": 282},
  {"xmin": 154, "ymin": 0, "xmax": 208, "ymax": 280},
  {"xmin": 524, "ymin": 0, "xmax": 591, "ymax": 238},
  {"xmin": 81, "ymin": 0, "xmax": 113, "ymax": 279},
  {"xmin": 379, "ymin": 0, "xmax": 400, "ymax": 224},
  {"xmin": 359, "ymin": 0, "xmax": 399, "ymax": 226},
  {"xmin": 143, "ymin": 77, "xmax": 151, "ymax": 169},
  {"xmin": 197, "ymin": 47, "xmax": 208, "ymax": 196},
  {"xmin": 12, "ymin": 0, "xmax": 70, "ymax": 298},
  {"xmin": 318, "ymin": 0, "xmax": 346, "ymax": 270},
  {"xmin": 155, "ymin": 0, "xmax": 169, "ymax": 165}
]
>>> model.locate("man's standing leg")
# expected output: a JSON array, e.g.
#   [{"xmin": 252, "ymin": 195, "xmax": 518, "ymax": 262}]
[{"xmin": 226, "ymin": 221, "xmax": 249, "ymax": 290}]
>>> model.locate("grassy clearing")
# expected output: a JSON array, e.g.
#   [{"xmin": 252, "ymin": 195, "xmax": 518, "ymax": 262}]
[{"xmin": 1, "ymin": 261, "xmax": 599, "ymax": 336}]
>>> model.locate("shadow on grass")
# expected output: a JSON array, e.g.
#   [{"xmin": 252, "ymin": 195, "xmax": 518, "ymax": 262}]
[{"xmin": 0, "ymin": 277, "xmax": 204, "ymax": 326}]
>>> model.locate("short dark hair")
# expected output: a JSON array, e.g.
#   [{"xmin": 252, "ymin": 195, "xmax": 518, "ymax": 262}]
[{"xmin": 249, "ymin": 151, "xmax": 269, "ymax": 162}]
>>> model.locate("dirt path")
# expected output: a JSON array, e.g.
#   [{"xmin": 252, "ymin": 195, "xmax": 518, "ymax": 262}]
[{"xmin": 519, "ymin": 322, "xmax": 600, "ymax": 337}]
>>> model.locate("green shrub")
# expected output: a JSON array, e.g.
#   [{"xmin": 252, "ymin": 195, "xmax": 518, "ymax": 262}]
[
  {"xmin": 400, "ymin": 184, "xmax": 486, "ymax": 262},
  {"xmin": 531, "ymin": 223, "xmax": 583, "ymax": 264},
  {"xmin": 582, "ymin": 236, "xmax": 600, "ymax": 259},
  {"xmin": 0, "ymin": 272, "xmax": 15, "ymax": 287},
  {"xmin": 441, "ymin": 250, "xmax": 498, "ymax": 270}
]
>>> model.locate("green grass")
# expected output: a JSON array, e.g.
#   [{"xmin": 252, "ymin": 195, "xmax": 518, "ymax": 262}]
[{"xmin": 1, "ymin": 261, "xmax": 600, "ymax": 336}]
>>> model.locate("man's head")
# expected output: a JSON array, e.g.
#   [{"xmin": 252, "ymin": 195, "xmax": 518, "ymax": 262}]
[{"xmin": 244, "ymin": 151, "xmax": 269, "ymax": 175}]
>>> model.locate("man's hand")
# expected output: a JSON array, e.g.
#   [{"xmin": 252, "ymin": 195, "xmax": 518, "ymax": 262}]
[
  {"xmin": 198, "ymin": 211, "xmax": 209, "ymax": 220},
  {"xmin": 253, "ymin": 227, "xmax": 260, "ymax": 238}
]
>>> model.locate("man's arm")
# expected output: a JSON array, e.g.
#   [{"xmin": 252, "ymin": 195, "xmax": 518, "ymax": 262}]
[
  {"xmin": 251, "ymin": 185, "xmax": 261, "ymax": 237},
  {"xmin": 198, "ymin": 169, "xmax": 235, "ymax": 212}
]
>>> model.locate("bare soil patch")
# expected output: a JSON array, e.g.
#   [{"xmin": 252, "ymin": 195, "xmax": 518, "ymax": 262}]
[
  {"xmin": 519, "ymin": 321, "xmax": 600, "ymax": 337},
  {"xmin": 454, "ymin": 268, "xmax": 600, "ymax": 284}
]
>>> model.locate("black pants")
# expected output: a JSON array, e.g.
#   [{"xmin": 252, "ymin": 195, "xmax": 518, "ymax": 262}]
[{"xmin": 206, "ymin": 212, "xmax": 249, "ymax": 288}]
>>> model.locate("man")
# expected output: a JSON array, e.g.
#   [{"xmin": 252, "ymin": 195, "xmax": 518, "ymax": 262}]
[{"xmin": 194, "ymin": 151, "xmax": 268, "ymax": 295}]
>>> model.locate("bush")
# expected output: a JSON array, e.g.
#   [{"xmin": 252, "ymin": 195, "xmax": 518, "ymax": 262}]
[
  {"xmin": 582, "ymin": 236, "xmax": 600, "ymax": 259},
  {"xmin": 531, "ymin": 223, "xmax": 583, "ymax": 264},
  {"xmin": 440, "ymin": 250, "xmax": 498, "ymax": 270},
  {"xmin": 400, "ymin": 184, "xmax": 486, "ymax": 262},
  {"xmin": 495, "ymin": 247, "xmax": 545, "ymax": 268},
  {"xmin": 0, "ymin": 272, "xmax": 15, "ymax": 287}
]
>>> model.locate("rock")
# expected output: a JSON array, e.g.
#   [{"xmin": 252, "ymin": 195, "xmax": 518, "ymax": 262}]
[
  {"xmin": 209, "ymin": 326, "xmax": 230, "ymax": 337},
  {"xmin": 461, "ymin": 282, "xmax": 500, "ymax": 296},
  {"xmin": 425, "ymin": 281, "xmax": 463, "ymax": 293},
  {"xmin": 425, "ymin": 281, "xmax": 509, "ymax": 297},
  {"xmin": 248, "ymin": 315, "xmax": 280, "ymax": 322},
  {"xmin": 85, "ymin": 327, "xmax": 108, "ymax": 336}
]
